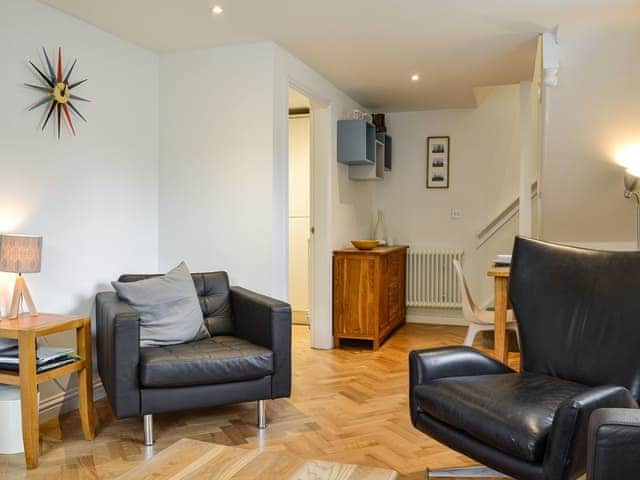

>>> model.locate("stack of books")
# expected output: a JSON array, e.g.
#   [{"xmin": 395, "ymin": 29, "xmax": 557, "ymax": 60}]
[
  {"xmin": 494, "ymin": 254, "xmax": 512, "ymax": 267},
  {"xmin": 0, "ymin": 345, "xmax": 78, "ymax": 373}
]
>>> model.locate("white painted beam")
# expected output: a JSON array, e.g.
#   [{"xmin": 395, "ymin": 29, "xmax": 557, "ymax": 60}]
[{"xmin": 519, "ymin": 81, "xmax": 533, "ymax": 237}]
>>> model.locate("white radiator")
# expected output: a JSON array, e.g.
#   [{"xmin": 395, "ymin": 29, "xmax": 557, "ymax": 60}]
[{"xmin": 406, "ymin": 249, "xmax": 464, "ymax": 308}]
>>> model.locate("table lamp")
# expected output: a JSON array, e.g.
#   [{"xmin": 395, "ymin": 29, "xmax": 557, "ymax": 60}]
[{"xmin": 0, "ymin": 234, "xmax": 42, "ymax": 318}]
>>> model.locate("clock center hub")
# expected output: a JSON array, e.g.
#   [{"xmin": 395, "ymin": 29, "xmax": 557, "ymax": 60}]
[{"xmin": 53, "ymin": 82, "xmax": 70, "ymax": 104}]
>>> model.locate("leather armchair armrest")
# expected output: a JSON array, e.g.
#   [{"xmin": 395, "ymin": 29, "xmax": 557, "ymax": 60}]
[
  {"xmin": 544, "ymin": 386, "xmax": 638, "ymax": 480},
  {"xmin": 409, "ymin": 346, "xmax": 513, "ymax": 425},
  {"xmin": 587, "ymin": 408, "xmax": 640, "ymax": 480},
  {"xmin": 230, "ymin": 286, "xmax": 291, "ymax": 398},
  {"xmin": 95, "ymin": 291, "xmax": 141, "ymax": 418}
]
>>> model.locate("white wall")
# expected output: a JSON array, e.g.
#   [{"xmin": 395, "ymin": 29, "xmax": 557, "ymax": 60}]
[
  {"xmin": 542, "ymin": 21, "xmax": 640, "ymax": 243},
  {"xmin": 159, "ymin": 43, "xmax": 371, "ymax": 348},
  {"xmin": 374, "ymin": 85, "xmax": 521, "ymax": 312},
  {"xmin": 288, "ymin": 115, "xmax": 310, "ymax": 320},
  {"xmin": 0, "ymin": 0, "xmax": 159, "ymax": 415},
  {"xmin": 158, "ymin": 44, "xmax": 275, "ymax": 293}
]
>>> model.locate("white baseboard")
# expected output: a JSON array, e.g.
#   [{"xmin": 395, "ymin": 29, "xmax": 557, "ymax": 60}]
[
  {"xmin": 39, "ymin": 378, "xmax": 105, "ymax": 423},
  {"xmin": 406, "ymin": 307, "xmax": 468, "ymax": 326}
]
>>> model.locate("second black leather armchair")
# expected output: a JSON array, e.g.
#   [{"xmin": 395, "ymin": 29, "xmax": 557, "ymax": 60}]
[{"xmin": 410, "ymin": 237, "xmax": 640, "ymax": 480}]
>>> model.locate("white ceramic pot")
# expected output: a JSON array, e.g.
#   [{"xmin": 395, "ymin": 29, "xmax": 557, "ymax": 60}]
[{"xmin": 0, "ymin": 384, "xmax": 38, "ymax": 454}]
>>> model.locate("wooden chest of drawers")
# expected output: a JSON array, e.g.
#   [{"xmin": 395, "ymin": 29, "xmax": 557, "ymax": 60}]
[{"xmin": 333, "ymin": 246, "xmax": 408, "ymax": 349}]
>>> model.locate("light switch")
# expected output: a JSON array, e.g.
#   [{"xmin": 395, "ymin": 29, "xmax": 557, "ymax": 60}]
[{"xmin": 451, "ymin": 208, "xmax": 462, "ymax": 219}]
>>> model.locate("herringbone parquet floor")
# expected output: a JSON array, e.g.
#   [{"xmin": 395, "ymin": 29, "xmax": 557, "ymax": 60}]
[{"xmin": 0, "ymin": 324, "xmax": 520, "ymax": 480}]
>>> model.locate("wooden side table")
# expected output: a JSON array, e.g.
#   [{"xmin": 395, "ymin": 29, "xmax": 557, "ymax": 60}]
[
  {"xmin": 0, "ymin": 314, "xmax": 95, "ymax": 469},
  {"xmin": 487, "ymin": 266, "xmax": 510, "ymax": 363}
]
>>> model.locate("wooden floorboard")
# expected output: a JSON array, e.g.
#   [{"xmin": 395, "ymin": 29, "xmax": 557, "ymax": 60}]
[
  {"xmin": 117, "ymin": 438, "xmax": 398, "ymax": 479},
  {"xmin": 0, "ymin": 324, "xmax": 520, "ymax": 479}
]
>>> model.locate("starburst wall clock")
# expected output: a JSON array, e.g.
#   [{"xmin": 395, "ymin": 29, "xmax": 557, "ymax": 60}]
[{"xmin": 25, "ymin": 47, "xmax": 89, "ymax": 139}]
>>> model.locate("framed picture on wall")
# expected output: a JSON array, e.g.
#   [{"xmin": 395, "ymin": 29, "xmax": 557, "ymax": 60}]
[{"xmin": 426, "ymin": 136, "xmax": 450, "ymax": 189}]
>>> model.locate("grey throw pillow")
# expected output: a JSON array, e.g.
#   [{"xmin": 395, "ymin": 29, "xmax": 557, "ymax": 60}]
[{"xmin": 112, "ymin": 262, "xmax": 210, "ymax": 347}]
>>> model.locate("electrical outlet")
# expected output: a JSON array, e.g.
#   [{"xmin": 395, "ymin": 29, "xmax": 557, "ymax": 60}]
[{"xmin": 451, "ymin": 208, "xmax": 462, "ymax": 219}]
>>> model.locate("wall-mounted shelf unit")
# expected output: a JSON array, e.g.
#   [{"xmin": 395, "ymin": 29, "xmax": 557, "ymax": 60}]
[
  {"xmin": 349, "ymin": 143, "xmax": 384, "ymax": 180},
  {"xmin": 338, "ymin": 119, "xmax": 392, "ymax": 181},
  {"xmin": 338, "ymin": 120, "xmax": 376, "ymax": 165},
  {"xmin": 377, "ymin": 133, "xmax": 392, "ymax": 172}
]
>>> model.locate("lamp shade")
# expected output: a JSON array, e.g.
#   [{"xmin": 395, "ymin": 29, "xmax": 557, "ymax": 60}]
[{"xmin": 0, "ymin": 234, "xmax": 42, "ymax": 273}]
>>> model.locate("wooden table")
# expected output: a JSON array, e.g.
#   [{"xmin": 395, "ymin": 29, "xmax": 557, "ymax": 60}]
[
  {"xmin": 0, "ymin": 313, "xmax": 95, "ymax": 469},
  {"xmin": 487, "ymin": 267, "xmax": 510, "ymax": 363},
  {"xmin": 119, "ymin": 438, "xmax": 397, "ymax": 479}
]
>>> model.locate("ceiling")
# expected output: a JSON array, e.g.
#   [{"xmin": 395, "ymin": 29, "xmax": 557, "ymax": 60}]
[{"xmin": 39, "ymin": 0, "xmax": 640, "ymax": 111}]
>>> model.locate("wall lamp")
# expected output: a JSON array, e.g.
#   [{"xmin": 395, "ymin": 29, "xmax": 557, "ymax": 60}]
[{"xmin": 624, "ymin": 169, "xmax": 640, "ymax": 249}]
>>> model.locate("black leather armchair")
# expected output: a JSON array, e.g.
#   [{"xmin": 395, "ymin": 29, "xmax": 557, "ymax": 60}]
[
  {"xmin": 587, "ymin": 408, "xmax": 640, "ymax": 479},
  {"xmin": 409, "ymin": 237, "xmax": 640, "ymax": 480},
  {"xmin": 96, "ymin": 271, "xmax": 291, "ymax": 445}
]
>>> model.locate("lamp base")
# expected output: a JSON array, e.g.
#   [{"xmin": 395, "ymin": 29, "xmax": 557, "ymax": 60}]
[{"xmin": 8, "ymin": 275, "xmax": 37, "ymax": 319}]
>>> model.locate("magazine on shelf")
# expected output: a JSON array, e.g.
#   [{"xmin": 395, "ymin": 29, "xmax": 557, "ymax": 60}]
[
  {"xmin": 0, "ymin": 355, "xmax": 77, "ymax": 373},
  {"xmin": 0, "ymin": 346, "xmax": 76, "ymax": 366}
]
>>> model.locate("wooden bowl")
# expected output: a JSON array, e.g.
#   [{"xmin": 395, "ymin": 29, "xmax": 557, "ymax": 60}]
[{"xmin": 351, "ymin": 240, "xmax": 379, "ymax": 250}]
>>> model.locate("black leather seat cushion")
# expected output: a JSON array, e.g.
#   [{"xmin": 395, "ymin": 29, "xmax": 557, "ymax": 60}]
[
  {"xmin": 414, "ymin": 372, "xmax": 589, "ymax": 463},
  {"xmin": 140, "ymin": 336, "xmax": 273, "ymax": 388}
]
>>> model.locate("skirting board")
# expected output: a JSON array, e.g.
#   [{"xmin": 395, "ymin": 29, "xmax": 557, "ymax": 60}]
[
  {"xmin": 406, "ymin": 307, "xmax": 467, "ymax": 326},
  {"xmin": 292, "ymin": 310, "xmax": 310, "ymax": 325},
  {"xmin": 39, "ymin": 378, "xmax": 105, "ymax": 423}
]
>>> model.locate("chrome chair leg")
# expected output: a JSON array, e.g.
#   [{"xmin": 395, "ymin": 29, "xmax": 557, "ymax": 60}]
[
  {"xmin": 426, "ymin": 466, "xmax": 509, "ymax": 478},
  {"xmin": 257, "ymin": 400, "xmax": 266, "ymax": 429},
  {"xmin": 144, "ymin": 414, "xmax": 154, "ymax": 446}
]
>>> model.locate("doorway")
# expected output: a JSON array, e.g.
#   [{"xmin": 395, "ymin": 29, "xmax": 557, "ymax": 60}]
[{"xmin": 288, "ymin": 88, "xmax": 311, "ymax": 326}]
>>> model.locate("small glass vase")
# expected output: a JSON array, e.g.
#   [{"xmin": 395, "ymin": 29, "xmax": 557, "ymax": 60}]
[{"xmin": 373, "ymin": 210, "xmax": 387, "ymax": 245}]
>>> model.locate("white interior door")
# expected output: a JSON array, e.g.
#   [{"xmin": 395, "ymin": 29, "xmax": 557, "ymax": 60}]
[{"xmin": 288, "ymin": 115, "xmax": 311, "ymax": 324}]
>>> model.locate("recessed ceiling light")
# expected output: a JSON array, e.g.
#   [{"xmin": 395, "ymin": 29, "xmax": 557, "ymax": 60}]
[
  {"xmin": 411, "ymin": 74, "xmax": 420, "ymax": 81},
  {"xmin": 211, "ymin": 5, "xmax": 224, "ymax": 14}
]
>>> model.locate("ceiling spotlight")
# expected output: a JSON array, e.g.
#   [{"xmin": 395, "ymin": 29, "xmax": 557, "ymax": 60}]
[
  {"xmin": 411, "ymin": 74, "xmax": 420, "ymax": 81},
  {"xmin": 211, "ymin": 5, "xmax": 224, "ymax": 14}
]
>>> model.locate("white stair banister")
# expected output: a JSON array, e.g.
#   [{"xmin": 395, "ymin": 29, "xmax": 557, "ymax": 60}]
[{"xmin": 476, "ymin": 181, "xmax": 538, "ymax": 249}]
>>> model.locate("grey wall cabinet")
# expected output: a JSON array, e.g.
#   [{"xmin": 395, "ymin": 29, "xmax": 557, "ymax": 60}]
[
  {"xmin": 338, "ymin": 120, "xmax": 376, "ymax": 165},
  {"xmin": 338, "ymin": 120, "xmax": 393, "ymax": 181}
]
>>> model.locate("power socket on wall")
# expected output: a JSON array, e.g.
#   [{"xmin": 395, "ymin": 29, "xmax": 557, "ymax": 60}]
[{"xmin": 450, "ymin": 208, "xmax": 462, "ymax": 220}]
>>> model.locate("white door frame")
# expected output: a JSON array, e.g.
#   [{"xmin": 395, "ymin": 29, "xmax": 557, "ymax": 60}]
[{"xmin": 283, "ymin": 79, "xmax": 333, "ymax": 349}]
